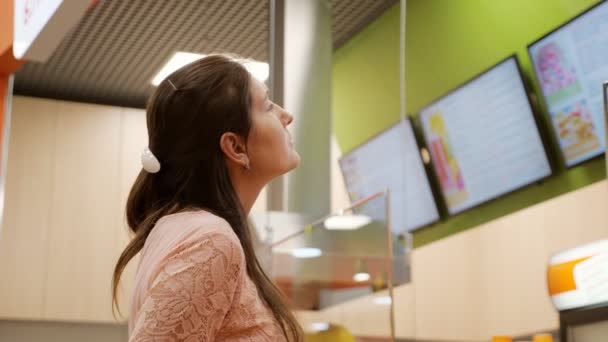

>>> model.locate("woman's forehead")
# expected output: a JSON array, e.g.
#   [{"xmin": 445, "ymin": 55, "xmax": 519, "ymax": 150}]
[{"xmin": 250, "ymin": 77, "xmax": 268, "ymax": 99}]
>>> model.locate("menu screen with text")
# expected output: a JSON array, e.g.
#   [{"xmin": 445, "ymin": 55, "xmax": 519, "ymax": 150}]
[
  {"xmin": 529, "ymin": 1, "xmax": 608, "ymax": 166},
  {"xmin": 339, "ymin": 120, "xmax": 439, "ymax": 233},
  {"xmin": 420, "ymin": 57, "xmax": 552, "ymax": 215}
]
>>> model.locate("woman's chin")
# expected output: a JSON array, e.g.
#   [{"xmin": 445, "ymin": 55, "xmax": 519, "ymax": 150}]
[
  {"xmin": 290, "ymin": 151, "xmax": 301, "ymax": 169},
  {"xmin": 278, "ymin": 152, "xmax": 300, "ymax": 174},
  {"xmin": 272, "ymin": 151, "xmax": 300, "ymax": 176}
]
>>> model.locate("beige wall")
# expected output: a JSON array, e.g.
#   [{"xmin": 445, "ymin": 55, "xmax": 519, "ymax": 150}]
[
  {"xmin": 412, "ymin": 179, "xmax": 608, "ymax": 341},
  {"xmin": 0, "ymin": 97, "xmax": 142, "ymax": 322},
  {"xmin": 571, "ymin": 320, "xmax": 608, "ymax": 341},
  {"xmin": 0, "ymin": 96, "xmax": 266, "ymax": 324},
  {"xmin": 305, "ymin": 180, "xmax": 608, "ymax": 341},
  {"xmin": 1, "ymin": 96, "xmax": 607, "ymax": 341}
]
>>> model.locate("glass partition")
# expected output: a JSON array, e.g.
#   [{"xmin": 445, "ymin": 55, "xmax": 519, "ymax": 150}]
[{"xmin": 253, "ymin": 191, "xmax": 411, "ymax": 342}]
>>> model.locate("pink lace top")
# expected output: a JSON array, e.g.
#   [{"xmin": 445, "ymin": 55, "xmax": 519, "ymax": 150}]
[{"xmin": 129, "ymin": 210, "xmax": 286, "ymax": 341}]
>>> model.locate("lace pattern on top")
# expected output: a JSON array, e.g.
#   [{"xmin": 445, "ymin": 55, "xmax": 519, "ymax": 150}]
[{"xmin": 129, "ymin": 216, "xmax": 286, "ymax": 342}]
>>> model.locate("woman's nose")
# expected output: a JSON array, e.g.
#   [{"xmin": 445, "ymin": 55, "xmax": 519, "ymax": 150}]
[{"xmin": 281, "ymin": 109, "xmax": 294, "ymax": 126}]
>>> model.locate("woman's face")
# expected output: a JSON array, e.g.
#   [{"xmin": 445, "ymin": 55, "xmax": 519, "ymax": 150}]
[{"xmin": 246, "ymin": 76, "xmax": 300, "ymax": 180}]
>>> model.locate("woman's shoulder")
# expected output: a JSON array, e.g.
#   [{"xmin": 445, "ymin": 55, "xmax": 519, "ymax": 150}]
[
  {"xmin": 144, "ymin": 210, "xmax": 245, "ymax": 287},
  {"xmin": 155, "ymin": 209, "xmax": 238, "ymax": 242},
  {"xmin": 142, "ymin": 210, "xmax": 244, "ymax": 270},
  {"xmin": 131, "ymin": 211, "xmax": 248, "ymax": 340},
  {"xmin": 158, "ymin": 209, "xmax": 230, "ymax": 229}
]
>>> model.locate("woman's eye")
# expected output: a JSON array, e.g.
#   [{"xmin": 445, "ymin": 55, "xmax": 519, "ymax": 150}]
[{"xmin": 267, "ymin": 103, "xmax": 274, "ymax": 111}]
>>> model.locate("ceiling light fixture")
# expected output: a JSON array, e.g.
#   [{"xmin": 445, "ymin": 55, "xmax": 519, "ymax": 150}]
[
  {"xmin": 291, "ymin": 247, "xmax": 322, "ymax": 259},
  {"xmin": 374, "ymin": 296, "xmax": 392, "ymax": 305},
  {"xmin": 353, "ymin": 259, "xmax": 370, "ymax": 282},
  {"xmin": 324, "ymin": 214, "xmax": 372, "ymax": 230},
  {"xmin": 310, "ymin": 322, "xmax": 330, "ymax": 332},
  {"xmin": 152, "ymin": 52, "xmax": 205, "ymax": 86},
  {"xmin": 151, "ymin": 51, "xmax": 269, "ymax": 86},
  {"xmin": 353, "ymin": 272, "xmax": 371, "ymax": 282},
  {"xmin": 240, "ymin": 59, "xmax": 269, "ymax": 83}
]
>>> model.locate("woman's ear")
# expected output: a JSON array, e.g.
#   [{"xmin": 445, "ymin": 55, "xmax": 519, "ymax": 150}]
[{"xmin": 220, "ymin": 132, "xmax": 249, "ymax": 169}]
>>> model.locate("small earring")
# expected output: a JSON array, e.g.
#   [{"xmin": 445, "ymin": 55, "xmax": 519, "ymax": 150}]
[{"xmin": 243, "ymin": 158, "xmax": 251, "ymax": 171}]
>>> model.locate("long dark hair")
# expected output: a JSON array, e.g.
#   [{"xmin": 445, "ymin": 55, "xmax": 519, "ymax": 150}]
[{"xmin": 112, "ymin": 55, "xmax": 302, "ymax": 341}]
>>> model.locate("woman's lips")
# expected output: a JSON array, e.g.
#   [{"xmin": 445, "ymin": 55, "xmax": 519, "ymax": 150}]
[{"xmin": 287, "ymin": 133, "xmax": 294, "ymax": 146}]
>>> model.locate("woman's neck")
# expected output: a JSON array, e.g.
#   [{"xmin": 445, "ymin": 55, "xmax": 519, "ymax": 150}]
[{"xmin": 230, "ymin": 170, "xmax": 266, "ymax": 215}]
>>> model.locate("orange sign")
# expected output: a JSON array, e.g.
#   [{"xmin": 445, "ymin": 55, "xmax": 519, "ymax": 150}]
[{"xmin": 548, "ymin": 240, "xmax": 608, "ymax": 311}]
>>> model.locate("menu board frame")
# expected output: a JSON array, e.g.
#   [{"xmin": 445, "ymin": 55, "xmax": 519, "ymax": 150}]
[
  {"xmin": 602, "ymin": 81, "xmax": 608, "ymax": 156},
  {"xmin": 527, "ymin": 1, "xmax": 608, "ymax": 168},
  {"xmin": 417, "ymin": 55, "xmax": 553, "ymax": 216},
  {"xmin": 338, "ymin": 117, "xmax": 441, "ymax": 232}
]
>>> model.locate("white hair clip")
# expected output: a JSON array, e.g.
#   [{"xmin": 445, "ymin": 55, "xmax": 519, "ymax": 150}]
[{"xmin": 141, "ymin": 147, "xmax": 161, "ymax": 173}]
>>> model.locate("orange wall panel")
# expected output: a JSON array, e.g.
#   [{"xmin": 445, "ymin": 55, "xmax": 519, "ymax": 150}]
[{"xmin": 0, "ymin": 0, "xmax": 24, "ymax": 73}]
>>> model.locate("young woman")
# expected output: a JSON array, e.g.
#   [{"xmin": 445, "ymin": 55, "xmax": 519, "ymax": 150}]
[{"xmin": 112, "ymin": 55, "xmax": 303, "ymax": 341}]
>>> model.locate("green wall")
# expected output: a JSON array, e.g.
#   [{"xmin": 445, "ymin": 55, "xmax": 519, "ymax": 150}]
[
  {"xmin": 332, "ymin": 0, "xmax": 606, "ymax": 248},
  {"xmin": 333, "ymin": 5, "xmax": 400, "ymax": 152}
]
